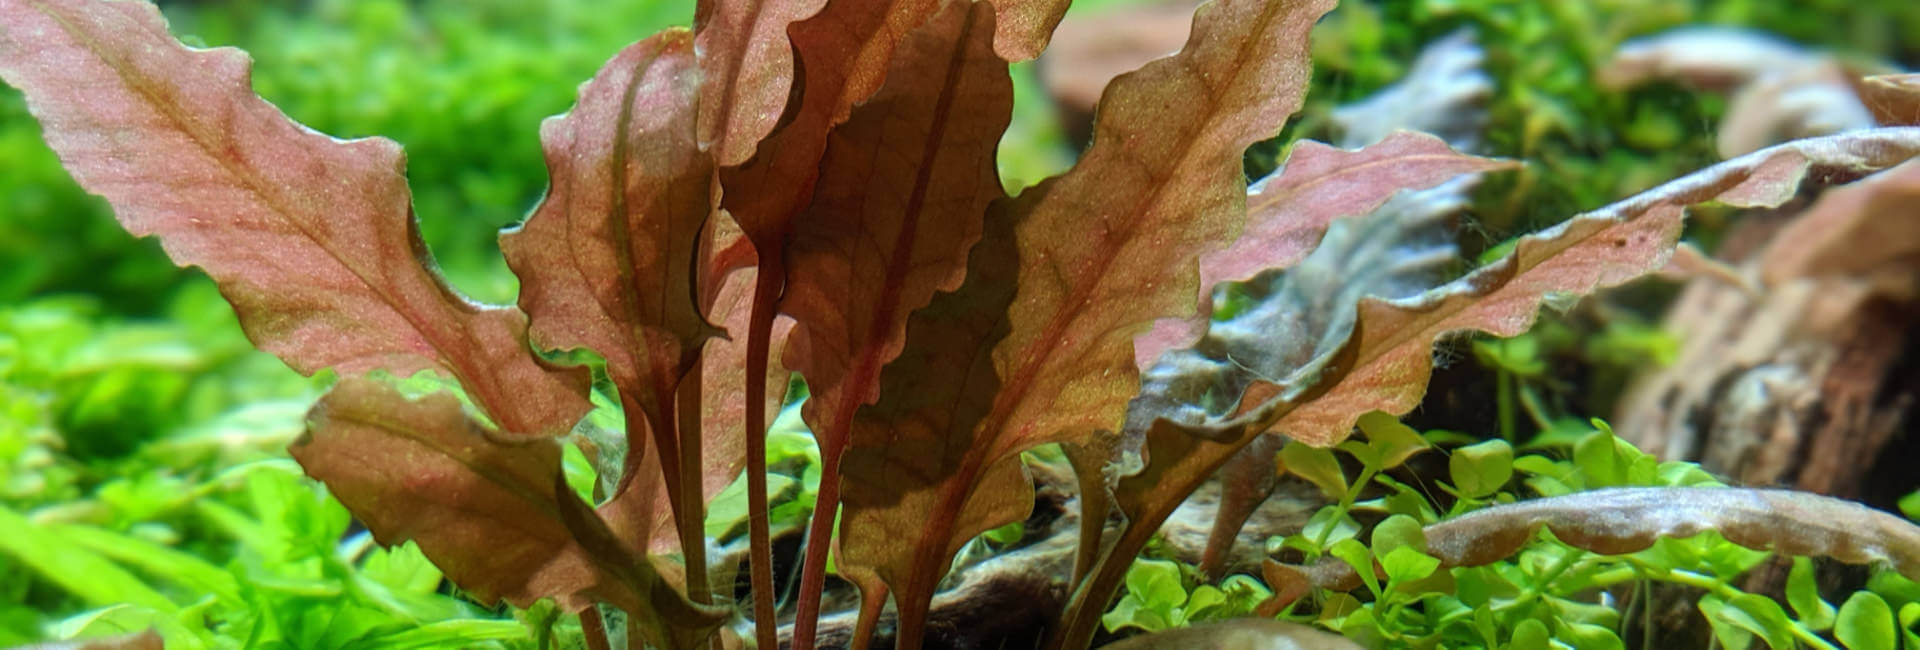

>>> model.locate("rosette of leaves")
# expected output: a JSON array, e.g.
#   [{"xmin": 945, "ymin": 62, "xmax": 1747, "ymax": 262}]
[{"xmin": 5, "ymin": 0, "xmax": 1920, "ymax": 649}]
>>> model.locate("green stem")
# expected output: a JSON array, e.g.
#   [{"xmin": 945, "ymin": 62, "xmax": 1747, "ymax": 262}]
[
  {"xmin": 1505, "ymin": 548, "xmax": 1585, "ymax": 615},
  {"xmin": 1312, "ymin": 466, "xmax": 1379, "ymax": 552}
]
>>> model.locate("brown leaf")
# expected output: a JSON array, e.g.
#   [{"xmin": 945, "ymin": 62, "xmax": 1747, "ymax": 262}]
[
  {"xmin": 498, "ymin": 30, "xmax": 718, "ymax": 517},
  {"xmin": 718, "ymin": 0, "xmax": 943, "ymax": 257},
  {"xmin": 1760, "ymin": 159, "xmax": 1920, "ymax": 285},
  {"xmin": 1860, "ymin": 74, "xmax": 1920, "ymax": 127},
  {"xmin": 1061, "ymin": 128, "xmax": 1920, "ymax": 648},
  {"xmin": 1137, "ymin": 132, "xmax": 1512, "ymax": 366},
  {"xmin": 290, "ymin": 379, "xmax": 725, "ymax": 634},
  {"xmin": 1260, "ymin": 129, "xmax": 1920, "ymax": 447},
  {"xmin": 837, "ymin": 0, "xmax": 1334, "ymax": 639},
  {"xmin": 1034, "ymin": 1, "xmax": 1198, "ymax": 145},
  {"xmin": 695, "ymin": 0, "xmax": 827, "ymax": 165},
  {"xmin": 783, "ymin": 0, "xmax": 1011, "ymax": 496},
  {"xmin": 0, "ymin": 0, "xmax": 589, "ymax": 437},
  {"xmin": 987, "ymin": 0, "xmax": 1072, "ymax": 62}
]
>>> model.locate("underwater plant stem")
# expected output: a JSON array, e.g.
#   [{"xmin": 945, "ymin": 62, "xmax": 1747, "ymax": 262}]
[
  {"xmin": 1507, "ymin": 548, "xmax": 1584, "ymax": 612},
  {"xmin": 791, "ymin": 450, "xmax": 845, "ymax": 650},
  {"xmin": 582, "ymin": 608, "xmax": 612, "ymax": 650},
  {"xmin": 1054, "ymin": 513, "xmax": 1165, "ymax": 649},
  {"xmin": 850, "ymin": 579, "xmax": 889, "ymax": 650},
  {"xmin": 1312, "ymin": 466, "xmax": 1379, "ymax": 551},
  {"xmin": 744, "ymin": 265, "xmax": 781, "ymax": 650},
  {"xmin": 675, "ymin": 361, "xmax": 713, "ymax": 612}
]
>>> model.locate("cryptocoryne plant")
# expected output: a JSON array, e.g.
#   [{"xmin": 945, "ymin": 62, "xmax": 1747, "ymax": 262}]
[{"xmin": 5, "ymin": 0, "xmax": 1920, "ymax": 648}]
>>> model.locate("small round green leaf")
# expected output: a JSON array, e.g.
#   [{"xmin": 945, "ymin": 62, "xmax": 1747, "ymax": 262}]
[
  {"xmin": 1837, "ymin": 592, "xmax": 1896, "ymax": 650},
  {"xmin": 1786, "ymin": 556, "xmax": 1836, "ymax": 631},
  {"xmin": 1281, "ymin": 441, "xmax": 1348, "ymax": 499},
  {"xmin": 1370, "ymin": 514, "xmax": 1427, "ymax": 557},
  {"xmin": 1449, "ymin": 439, "xmax": 1513, "ymax": 498}
]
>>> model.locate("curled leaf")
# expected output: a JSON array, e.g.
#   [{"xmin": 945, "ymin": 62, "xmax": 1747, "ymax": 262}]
[
  {"xmin": 783, "ymin": 0, "xmax": 1011, "ymax": 489},
  {"xmin": 500, "ymin": 29, "xmax": 716, "ymax": 461},
  {"xmin": 0, "ymin": 0, "xmax": 589, "ymax": 436},
  {"xmin": 290, "ymin": 379, "xmax": 727, "ymax": 642},
  {"xmin": 1259, "ymin": 129, "xmax": 1920, "ymax": 447},
  {"xmin": 695, "ymin": 0, "xmax": 827, "ymax": 165},
  {"xmin": 839, "ymin": 0, "xmax": 1337, "ymax": 640},
  {"xmin": 988, "ymin": 0, "xmax": 1072, "ymax": 62}
]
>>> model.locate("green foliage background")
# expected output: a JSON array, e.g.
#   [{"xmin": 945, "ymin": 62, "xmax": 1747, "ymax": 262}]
[{"xmin": 0, "ymin": 0, "xmax": 1916, "ymax": 647}]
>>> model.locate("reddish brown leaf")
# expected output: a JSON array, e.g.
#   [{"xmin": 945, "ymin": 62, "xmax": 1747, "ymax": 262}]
[
  {"xmin": 0, "ymin": 0, "xmax": 589, "ymax": 437},
  {"xmin": 783, "ymin": 0, "xmax": 1010, "ymax": 513},
  {"xmin": 1860, "ymin": 74, "xmax": 1920, "ymax": 126},
  {"xmin": 718, "ymin": 0, "xmax": 943, "ymax": 256},
  {"xmin": 986, "ymin": 0, "xmax": 1333, "ymax": 479},
  {"xmin": 498, "ymin": 30, "xmax": 717, "ymax": 496},
  {"xmin": 988, "ymin": 0, "xmax": 1072, "ymax": 61},
  {"xmin": 1202, "ymin": 133, "xmax": 1511, "ymax": 294},
  {"xmin": 1137, "ymin": 132, "xmax": 1512, "ymax": 367},
  {"xmin": 1035, "ymin": 1, "xmax": 1197, "ymax": 146},
  {"xmin": 695, "ymin": 0, "xmax": 827, "ymax": 165},
  {"xmin": 1057, "ymin": 129, "xmax": 1920, "ymax": 648},
  {"xmin": 291, "ymin": 379, "xmax": 728, "ymax": 640},
  {"xmin": 1260, "ymin": 129, "xmax": 1920, "ymax": 446},
  {"xmin": 837, "ymin": 0, "xmax": 1334, "ymax": 641},
  {"xmin": 1761, "ymin": 159, "xmax": 1920, "ymax": 284},
  {"xmin": 774, "ymin": 3, "xmax": 1011, "ymax": 642}
]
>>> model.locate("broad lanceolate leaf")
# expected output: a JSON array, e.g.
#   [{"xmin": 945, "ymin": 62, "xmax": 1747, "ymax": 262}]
[
  {"xmin": 777, "ymin": 4, "xmax": 1011, "ymax": 643},
  {"xmin": 694, "ymin": 0, "xmax": 827, "ymax": 165},
  {"xmin": 718, "ymin": 0, "xmax": 943, "ymax": 254},
  {"xmin": 1260, "ymin": 128, "xmax": 1920, "ymax": 446},
  {"xmin": 784, "ymin": 0, "xmax": 1011, "ymax": 514},
  {"xmin": 1199, "ymin": 133, "xmax": 1512, "ymax": 309},
  {"xmin": 1135, "ymin": 133, "xmax": 1510, "ymax": 367},
  {"xmin": 290, "ymin": 378, "xmax": 728, "ymax": 644},
  {"xmin": 498, "ymin": 30, "xmax": 717, "ymax": 508},
  {"xmin": 0, "ymin": 0, "xmax": 589, "ymax": 436},
  {"xmin": 837, "ymin": 0, "xmax": 1334, "ymax": 641}
]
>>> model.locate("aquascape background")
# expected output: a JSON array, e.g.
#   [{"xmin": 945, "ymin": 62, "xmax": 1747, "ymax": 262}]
[{"xmin": 2, "ymin": 0, "xmax": 1920, "ymax": 648}]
